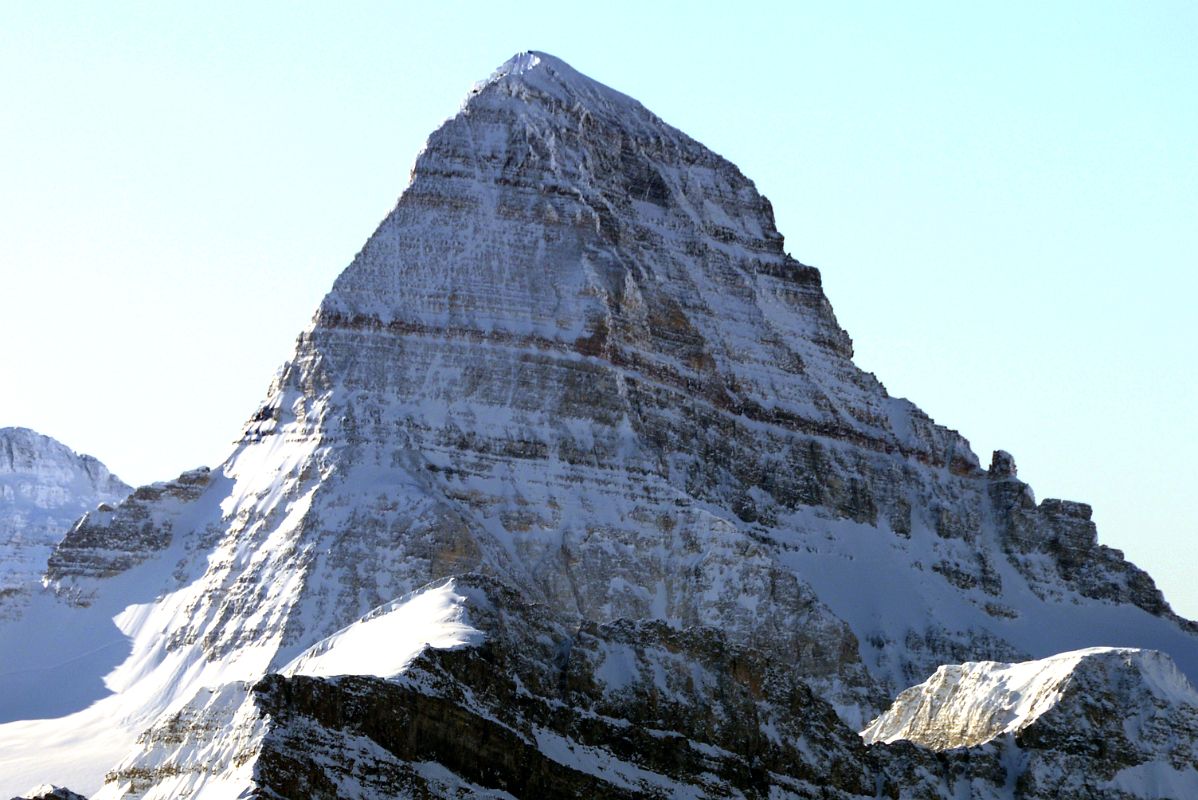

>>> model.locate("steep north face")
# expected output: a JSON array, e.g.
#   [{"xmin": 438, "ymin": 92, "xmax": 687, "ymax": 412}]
[{"xmin": 1, "ymin": 52, "xmax": 1195, "ymax": 798}]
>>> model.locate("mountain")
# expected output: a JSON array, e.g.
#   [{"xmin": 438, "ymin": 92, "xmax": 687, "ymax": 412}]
[
  {"xmin": 0, "ymin": 427, "xmax": 130, "ymax": 612},
  {"xmin": 863, "ymin": 647, "xmax": 1198, "ymax": 797},
  {"xmin": 1, "ymin": 51, "xmax": 1195, "ymax": 798}
]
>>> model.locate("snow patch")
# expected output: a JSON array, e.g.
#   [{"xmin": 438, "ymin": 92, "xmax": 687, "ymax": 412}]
[{"xmin": 283, "ymin": 578, "xmax": 485, "ymax": 679}]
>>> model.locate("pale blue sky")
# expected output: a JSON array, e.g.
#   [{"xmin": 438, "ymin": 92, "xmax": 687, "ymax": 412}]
[{"xmin": 1, "ymin": 2, "xmax": 1195, "ymax": 615}]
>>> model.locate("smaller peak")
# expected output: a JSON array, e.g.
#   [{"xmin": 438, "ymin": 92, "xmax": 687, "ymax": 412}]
[
  {"xmin": 863, "ymin": 646, "xmax": 1197, "ymax": 750},
  {"xmin": 0, "ymin": 427, "xmax": 71, "ymax": 462}
]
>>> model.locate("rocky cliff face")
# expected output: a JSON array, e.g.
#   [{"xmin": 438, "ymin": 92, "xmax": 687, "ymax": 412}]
[
  {"xmin": 101, "ymin": 579, "xmax": 1198, "ymax": 799},
  {"xmin": 102, "ymin": 576, "xmax": 879, "ymax": 799},
  {"xmin": 1, "ymin": 52, "xmax": 1196, "ymax": 798},
  {"xmin": 0, "ymin": 428, "xmax": 129, "ymax": 612},
  {"xmin": 47, "ymin": 467, "xmax": 211, "ymax": 605}
]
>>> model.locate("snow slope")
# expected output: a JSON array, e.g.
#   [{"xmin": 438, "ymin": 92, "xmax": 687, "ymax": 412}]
[
  {"xmin": 862, "ymin": 646, "xmax": 1198, "ymax": 747},
  {"xmin": 93, "ymin": 578, "xmax": 489, "ymax": 800},
  {"xmin": 281, "ymin": 578, "xmax": 485, "ymax": 679}
]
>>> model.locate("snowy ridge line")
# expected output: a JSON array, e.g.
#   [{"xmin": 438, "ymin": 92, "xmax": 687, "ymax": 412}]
[
  {"xmin": 475, "ymin": 51, "xmax": 657, "ymax": 133},
  {"xmin": 281, "ymin": 576, "xmax": 486, "ymax": 680},
  {"xmin": 472, "ymin": 50, "xmax": 769, "ymax": 191},
  {"xmin": 862, "ymin": 646, "xmax": 1198, "ymax": 749}
]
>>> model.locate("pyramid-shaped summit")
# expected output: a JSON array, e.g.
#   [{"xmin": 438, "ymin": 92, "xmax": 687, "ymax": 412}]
[
  {"xmin": 3, "ymin": 52, "xmax": 1197, "ymax": 799},
  {"xmin": 323, "ymin": 48, "xmax": 856, "ymax": 363}
]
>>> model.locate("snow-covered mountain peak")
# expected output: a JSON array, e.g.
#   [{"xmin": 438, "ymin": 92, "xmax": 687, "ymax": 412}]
[
  {"xmin": 862, "ymin": 646, "xmax": 1198, "ymax": 749},
  {"xmin": 5, "ymin": 53, "xmax": 1198, "ymax": 799},
  {"xmin": 476, "ymin": 50, "xmax": 643, "ymax": 113},
  {"xmin": 490, "ymin": 49, "xmax": 545, "ymax": 79},
  {"xmin": 0, "ymin": 428, "xmax": 129, "ymax": 601}
]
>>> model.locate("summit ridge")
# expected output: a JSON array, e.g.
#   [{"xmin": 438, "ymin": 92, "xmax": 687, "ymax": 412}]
[{"xmin": 479, "ymin": 50, "xmax": 647, "ymax": 112}]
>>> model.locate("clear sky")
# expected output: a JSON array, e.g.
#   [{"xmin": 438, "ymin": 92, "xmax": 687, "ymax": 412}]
[{"xmin": 1, "ymin": 3, "xmax": 1194, "ymax": 616}]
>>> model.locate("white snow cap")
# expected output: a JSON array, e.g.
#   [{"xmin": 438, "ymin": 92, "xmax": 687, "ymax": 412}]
[
  {"xmin": 495, "ymin": 50, "xmax": 542, "ymax": 76},
  {"xmin": 476, "ymin": 50, "xmax": 643, "ymax": 111},
  {"xmin": 862, "ymin": 646, "xmax": 1198, "ymax": 748}
]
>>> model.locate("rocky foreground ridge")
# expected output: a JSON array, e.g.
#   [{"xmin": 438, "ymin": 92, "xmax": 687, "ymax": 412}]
[
  {"xmin": 2, "ymin": 52, "xmax": 1196, "ymax": 798},
  {"xmin": 98, "ymin": 579, "xmax": 1198, "ymax": 799}
]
